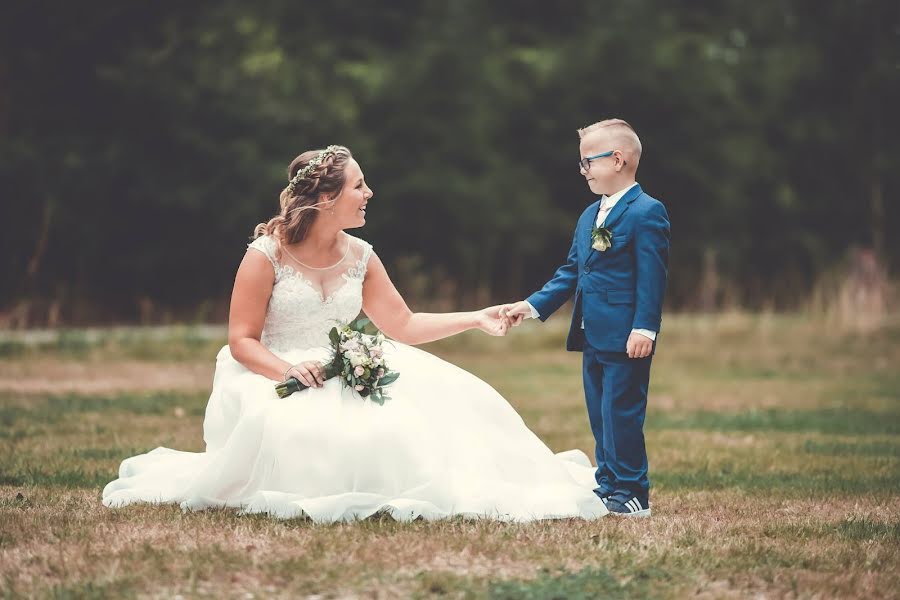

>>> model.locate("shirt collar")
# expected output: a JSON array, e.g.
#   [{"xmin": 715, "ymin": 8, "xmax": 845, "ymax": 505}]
[{"xmin": 601, "ymin": 182, "xmax": 638, "ymax": 208}]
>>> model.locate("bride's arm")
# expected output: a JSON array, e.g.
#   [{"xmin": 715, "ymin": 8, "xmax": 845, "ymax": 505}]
[
  {"xmin": 227, "ymin": 251, "xmax": 307, "ymax": 382},
  {"xmin": 361, "ymin": 252, "xmax": 508, "ymax": 345}
]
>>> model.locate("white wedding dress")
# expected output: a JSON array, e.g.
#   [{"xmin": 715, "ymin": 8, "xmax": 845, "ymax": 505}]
[{"xmin": 102, "ymin": 234, "xmax": 607, "ymax": 522}]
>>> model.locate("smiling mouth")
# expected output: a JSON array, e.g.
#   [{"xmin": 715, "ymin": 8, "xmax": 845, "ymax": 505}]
[{"xmin": 359, "ymin": 204, "xmax": 367, "ymax": 214}]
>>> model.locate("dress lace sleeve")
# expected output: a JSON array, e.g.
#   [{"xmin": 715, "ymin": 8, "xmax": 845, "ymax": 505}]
[{"xmin": 247, "ymin": 235, "xmax": 279, "ymax": 274}]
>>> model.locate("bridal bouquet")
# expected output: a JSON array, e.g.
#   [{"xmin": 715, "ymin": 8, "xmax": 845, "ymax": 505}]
[{"xmin": 275, "ymin": 319, "xmax": 399, "ymax": 405}]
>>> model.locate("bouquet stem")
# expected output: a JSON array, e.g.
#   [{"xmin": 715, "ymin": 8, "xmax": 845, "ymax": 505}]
[{"xmin": 275, "ymin": 363, "xmax": 339, "ymax": 398}]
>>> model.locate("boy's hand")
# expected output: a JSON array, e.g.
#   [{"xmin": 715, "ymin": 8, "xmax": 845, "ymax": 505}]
[
  {"xmin": 500, "ymin": 301, "xmax": 534, "ymax": 327},
  {"xmin": 626, "ymin": 331, "xmax": 653, "ymax": 359}
]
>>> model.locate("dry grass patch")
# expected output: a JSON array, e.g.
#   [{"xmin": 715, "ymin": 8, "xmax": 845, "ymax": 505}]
[
  {"xmin": 0, "ymin": 359, "xmax": 214, "ymax": 395},
  {"xmin": 2, "ymin": 488, "xmax": 897, "ymax": 598},
  {"xmin": 1, "ymin": 314, "xmax": 898, "ymax": 597}
]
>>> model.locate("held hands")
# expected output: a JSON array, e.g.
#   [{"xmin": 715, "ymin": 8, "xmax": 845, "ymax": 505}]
[
  {"xmin": 476, "ymin": 305, "xmax": 513, "ymax": 336},
  {"xmin": 499, "ymin": 301, "xmax": 532, "ymax": 327}
]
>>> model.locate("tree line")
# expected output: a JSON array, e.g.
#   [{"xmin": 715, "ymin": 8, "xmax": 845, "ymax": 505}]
[{"xmin": 1, "ymin": 0, "xmax": 897, "ymax": 325}]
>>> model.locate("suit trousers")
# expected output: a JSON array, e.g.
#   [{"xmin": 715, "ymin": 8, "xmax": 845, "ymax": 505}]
[{"xmin": 582, "ymin": 346, "xmax": 652, "ymax": 502}]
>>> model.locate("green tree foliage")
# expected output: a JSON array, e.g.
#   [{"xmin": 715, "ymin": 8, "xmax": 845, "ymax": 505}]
[{"xmin": 1, "ymin": 0, "xmax": 897, "ymax": 322}]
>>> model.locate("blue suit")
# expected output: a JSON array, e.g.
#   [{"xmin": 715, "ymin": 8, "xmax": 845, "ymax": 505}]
[{"xmin": 527, "ymin": 184, "xmax": 670, "ymax": 502}]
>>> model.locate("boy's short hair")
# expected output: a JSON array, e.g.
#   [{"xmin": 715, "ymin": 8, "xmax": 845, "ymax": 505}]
[{"xmin": 577, "ymin": 119, "xmax": 642, "ymax": 158}]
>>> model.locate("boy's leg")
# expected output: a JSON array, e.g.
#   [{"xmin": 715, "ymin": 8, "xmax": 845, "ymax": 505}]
[
  {"xmin": 582, "ymin": 347, "xmax": 614, "ymax": 498},
  {"xmin": 598, "ymin": 351, "xmax": 652, "ymax": 505}
]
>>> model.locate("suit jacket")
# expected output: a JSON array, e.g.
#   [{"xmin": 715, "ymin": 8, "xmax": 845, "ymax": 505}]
[{"xmin": 526, "ymin": 184, "xmax": 670, "ymax": 352}]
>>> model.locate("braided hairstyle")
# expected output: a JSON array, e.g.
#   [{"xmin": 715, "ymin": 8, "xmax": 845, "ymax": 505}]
[{"xmin": 254, "ymin": 145, "xmax": 353, "ymax": 250}]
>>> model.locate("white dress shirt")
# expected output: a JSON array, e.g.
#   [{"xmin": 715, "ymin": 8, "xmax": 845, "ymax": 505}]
[{"xmin": 524, "ymin": 182, "xmax": 657, "ymax": 341}]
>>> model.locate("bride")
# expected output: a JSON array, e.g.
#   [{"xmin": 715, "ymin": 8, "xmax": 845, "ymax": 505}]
[{"xmin": 102, "ymin": 145, "xmax": 608, "ymax": 522}]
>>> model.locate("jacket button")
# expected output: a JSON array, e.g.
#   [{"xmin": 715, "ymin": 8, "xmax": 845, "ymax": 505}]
[{"xmin": 583, "ymin": 266, "xmax": 591, "ymax": 274}]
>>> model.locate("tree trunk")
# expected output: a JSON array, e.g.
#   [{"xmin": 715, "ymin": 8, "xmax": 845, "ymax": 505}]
[
  {"xmin": 25, "ymin": 196, "xmax": 53, "ymax": 294},
  {"xmin": 870, "ymin": 176, "xmax": 884, "ymax": 260}
]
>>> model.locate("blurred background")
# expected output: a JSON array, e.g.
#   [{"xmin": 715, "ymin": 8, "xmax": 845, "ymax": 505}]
[
  {"xmin": 1, "ymin": 0, "xmax": 898, "ymax": 328},
  {"xmin": 3, "ymin": 5, "xmax": 899, "ymax": 595}
]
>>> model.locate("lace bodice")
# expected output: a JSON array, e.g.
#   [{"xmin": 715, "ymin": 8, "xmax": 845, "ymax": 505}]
[{"xmin": 248, "ymin": 234, "xmax": 372, "ymax": 353}]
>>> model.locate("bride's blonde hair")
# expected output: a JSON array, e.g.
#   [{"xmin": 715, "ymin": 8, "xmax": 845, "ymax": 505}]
[{"xmin": 254, "ymin": 146, "xmax": 353, "ymax": 250}]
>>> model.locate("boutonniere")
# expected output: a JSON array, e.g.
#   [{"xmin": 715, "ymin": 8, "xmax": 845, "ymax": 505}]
[{"xmin": 591, "ymin": 226, "xmax": 613, "ymax": 252}]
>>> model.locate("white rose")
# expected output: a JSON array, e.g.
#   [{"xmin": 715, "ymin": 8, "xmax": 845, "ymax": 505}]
[{"xmin": 592, "ymin": 237, "xmax": 610, "ymax": 252}]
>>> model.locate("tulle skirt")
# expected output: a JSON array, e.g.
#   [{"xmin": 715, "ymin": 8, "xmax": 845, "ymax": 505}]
[{"xmin": 102, "ymin": 342, "xmax": 607, "ymax": 522}]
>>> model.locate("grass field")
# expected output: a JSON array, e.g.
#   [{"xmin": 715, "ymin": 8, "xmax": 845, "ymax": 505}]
[{"xmin": 1, "ymin": 313, "xmax": 898, "ymax": 598}]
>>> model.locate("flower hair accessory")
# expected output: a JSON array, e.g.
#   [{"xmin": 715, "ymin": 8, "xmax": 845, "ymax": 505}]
[{"xmin": 286, "ymin": 145, "xmax": 342, "ymax": 193}]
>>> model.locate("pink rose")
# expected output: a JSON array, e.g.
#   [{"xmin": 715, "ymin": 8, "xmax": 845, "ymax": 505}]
[
  {"xmin": 354, "ymin": 384, "xmax": 365, "ymax": 391},
  {"xmin": 354, "ymin": 365, "xmax": 365, "ymax": 377}
]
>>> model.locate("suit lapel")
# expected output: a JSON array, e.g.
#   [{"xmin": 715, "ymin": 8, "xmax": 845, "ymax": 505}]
[
  {"xmin": 583, "ymin": 199, "xmax": 603, "ymax": 264},
  {"xmin": 585, "ymin": 184, "xmax": 642, "ymax": 266},
  {"xmin": 602, "ymin": 183, "xmax": 642, "ymax": 231}
]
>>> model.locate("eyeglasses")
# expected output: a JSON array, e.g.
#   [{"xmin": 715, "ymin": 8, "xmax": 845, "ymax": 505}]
[{"xmin": 578, "ymin": 150, "xmax": 615, "ymax": 172}]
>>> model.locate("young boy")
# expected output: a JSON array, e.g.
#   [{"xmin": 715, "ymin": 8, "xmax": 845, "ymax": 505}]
[{"xmin": 503, "ymin": 119, "xmax": 670, "ymax": 517}]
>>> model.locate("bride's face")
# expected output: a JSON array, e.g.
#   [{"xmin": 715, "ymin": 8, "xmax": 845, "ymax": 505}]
[{"xmin": 330, "ymin": 158, "xmax": 374, "ymax": 229}]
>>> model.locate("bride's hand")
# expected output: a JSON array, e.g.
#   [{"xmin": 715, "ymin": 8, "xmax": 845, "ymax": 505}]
[
  {"xmin": 286, "ymin": 361, "xmax": 326, "ymax": 388},
  {"xmin": 475, "ymin": 305, "xmax": 511, "ymax": 337}
]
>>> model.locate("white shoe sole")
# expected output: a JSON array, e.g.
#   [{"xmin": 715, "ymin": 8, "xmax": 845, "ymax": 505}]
[{"xmin": 609, "ymin": 507, "xmax": 651, "ymax": 518}]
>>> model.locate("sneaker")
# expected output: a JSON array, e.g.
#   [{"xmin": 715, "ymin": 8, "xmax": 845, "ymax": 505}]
[
  {"xmin": 606, "ymin": 496, "xmax": 651, "ymax": 518},
  {"xmin": 594, "ymin": 489, "xmax": 612, "ymax": 505}
]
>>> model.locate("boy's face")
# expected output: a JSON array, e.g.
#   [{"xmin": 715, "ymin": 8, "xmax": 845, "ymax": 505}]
[{"xmin": 579, "ymin": 131, "xmax": 624, "ymax": 196}]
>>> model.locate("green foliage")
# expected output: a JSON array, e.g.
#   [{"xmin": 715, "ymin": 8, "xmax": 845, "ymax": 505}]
[{"xmin": 1, "ymin": 1, "xmax": 898, "ymax": 320}]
